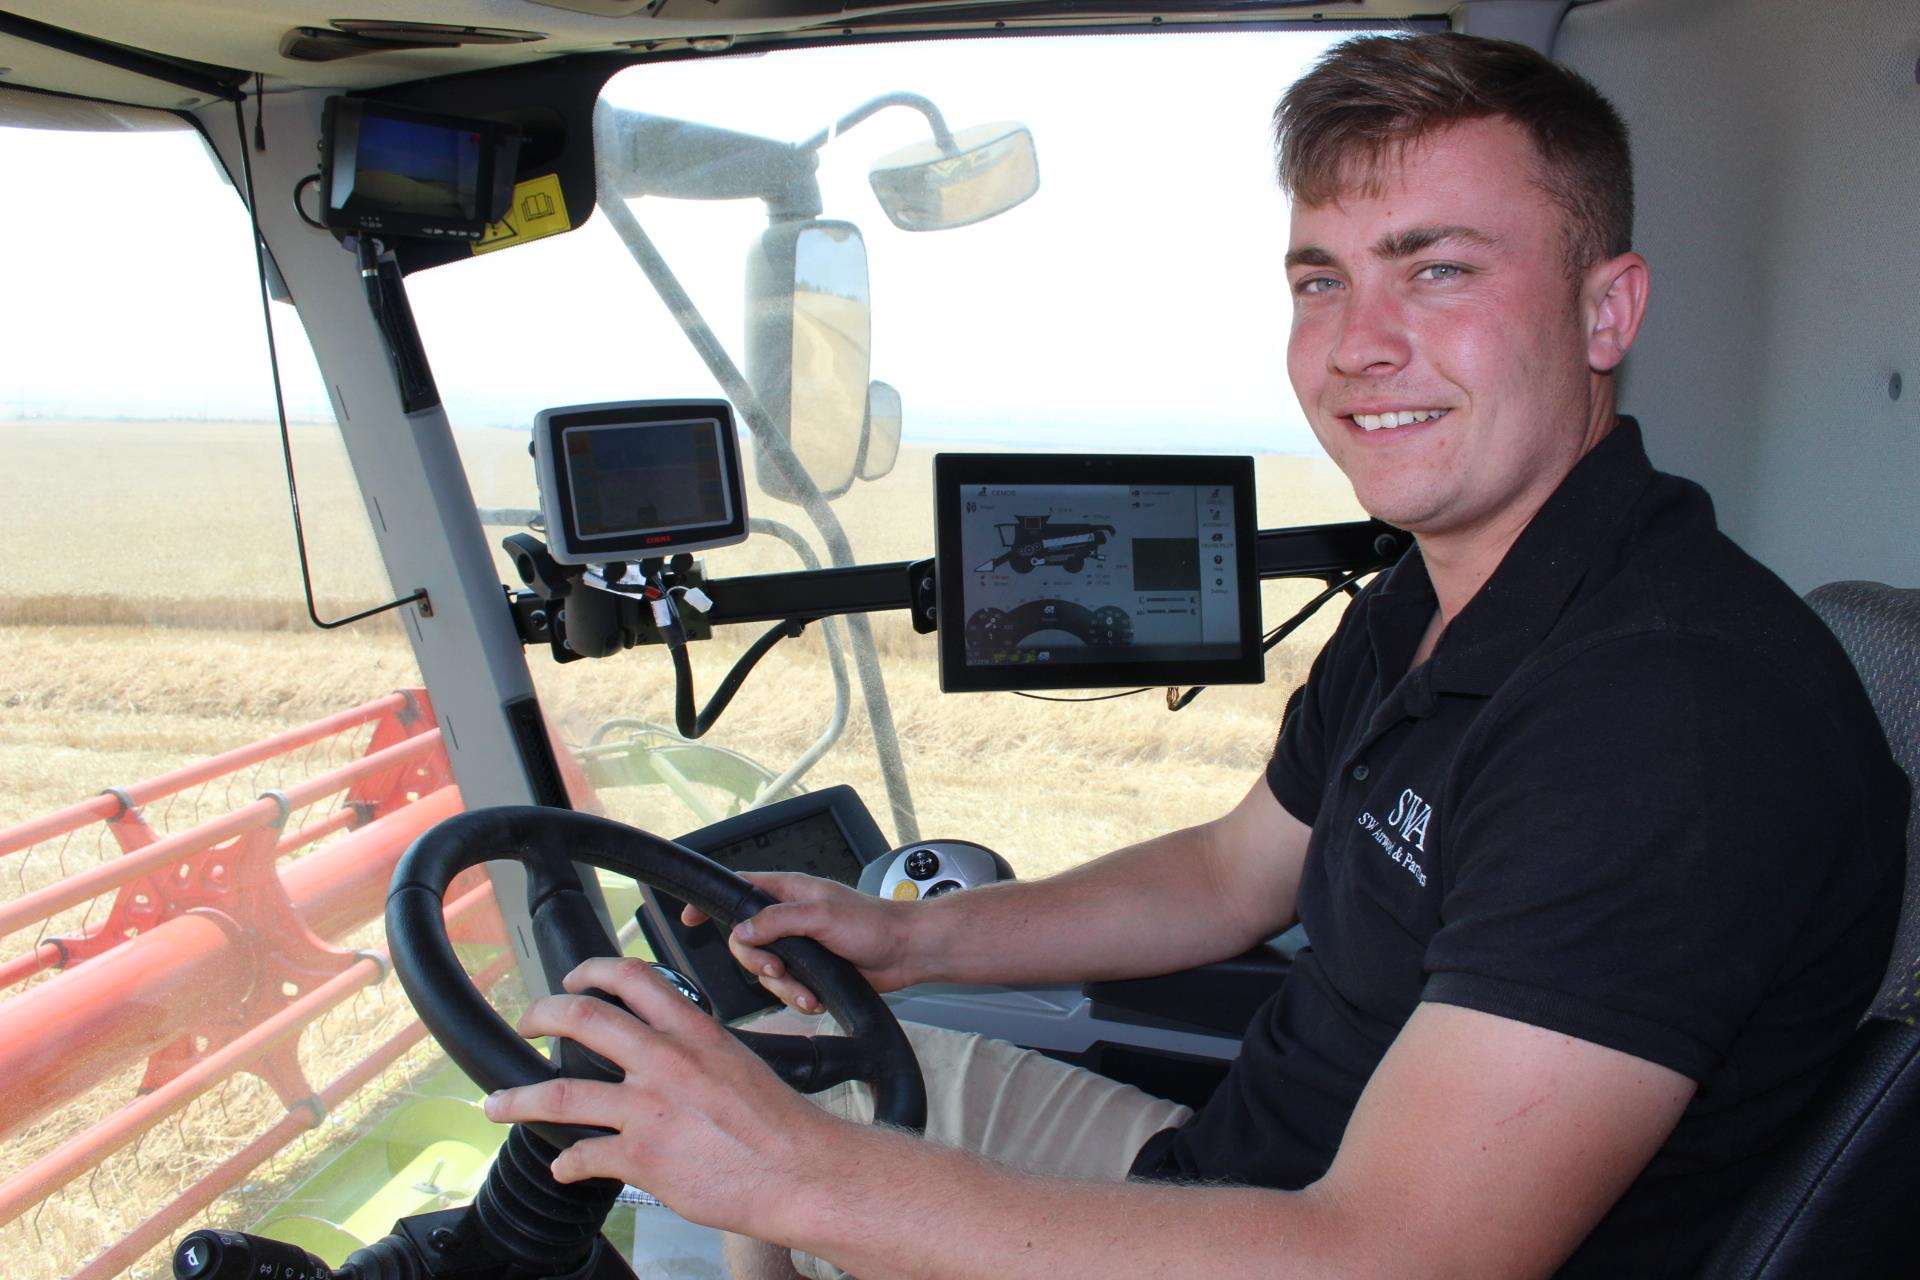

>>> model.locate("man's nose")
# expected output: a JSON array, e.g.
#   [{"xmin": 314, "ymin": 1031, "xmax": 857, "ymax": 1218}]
[{"xmin": 1328, "ymin": 285, "xmax": 1413, "ymax": 376}]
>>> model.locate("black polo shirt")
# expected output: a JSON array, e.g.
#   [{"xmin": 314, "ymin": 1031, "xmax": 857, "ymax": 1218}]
[{"xmin": 1131, "ymin": 418, "xmax": 1907, "ymax": 1277}]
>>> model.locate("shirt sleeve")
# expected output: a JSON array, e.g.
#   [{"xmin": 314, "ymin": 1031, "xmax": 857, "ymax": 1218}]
[
  {"xmin": 1421, "ymin": 631, "xmax": 1853, "ymax": 1082},
  {"xmin": 1265, "ymin": 621, "xmax": 1344, "ymax": 827}
]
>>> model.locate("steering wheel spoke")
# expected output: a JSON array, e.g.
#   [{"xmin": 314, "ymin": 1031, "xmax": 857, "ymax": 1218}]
[{"xmin": 730, "ymin": 1027, "xmax": 894, "ymax": 1094}]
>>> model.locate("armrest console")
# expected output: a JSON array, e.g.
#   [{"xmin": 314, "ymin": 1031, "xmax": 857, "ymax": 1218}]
[{"xmin": 1083, "ymin": 943, "xmax": 1293, "ymax": 1039}]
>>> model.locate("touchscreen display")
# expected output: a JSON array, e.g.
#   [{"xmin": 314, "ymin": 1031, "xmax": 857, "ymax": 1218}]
[
  {"xmin": 958, "ymin": 481, "xmax": 1242, "ymax": 669},
  {"xmin": 702, "ymin": 810, "xmax": 864, "ymax": 886},
  {"xmin": 564, "ymin": 418, "xmax": 733, "ymax": 540}
]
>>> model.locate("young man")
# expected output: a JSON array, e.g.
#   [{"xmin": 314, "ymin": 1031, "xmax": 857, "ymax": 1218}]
[{"xmin": 484, "ymin": 33, "xmax": 1907, "ymax": 1279}]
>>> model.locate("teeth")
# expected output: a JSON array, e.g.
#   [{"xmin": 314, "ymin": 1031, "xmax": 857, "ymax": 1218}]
[{"xmin": 1354, "ymin": 409, "xmax": 1447, "ymax": 431}]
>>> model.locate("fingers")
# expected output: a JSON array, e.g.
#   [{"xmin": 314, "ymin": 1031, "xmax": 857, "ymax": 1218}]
[
  {"xmin": 562, "ymin": 957, "xmax": 712, "ymax": 1037},
  {"xmin": 548, "ymin": 1134, "xmax": 630, "ymax": 1185},
  {"xmin": 483, "ymin": 1077, "xmax": 626, "ymax": 1130},
  {"xmin": 724, "ymin": 931, "xmax": 796, "ymax": 999},
  {"xmin": 735, "ymin": 899, "xmax": 830, "ymax": 948},
  {"xmin": 679, "ymin": 871, "xmax": 825, "ymax": 928},
  {"xmin": 754, "ymin": 969, "xmax": 823, "ymax": 1014},
  {"xmin": 734, "ymin": 907, "xmax": 835, "ymax": 1012},
  {"xmin": 516, "ymin": 989, "xmax": 658, "ymax": 1073}
]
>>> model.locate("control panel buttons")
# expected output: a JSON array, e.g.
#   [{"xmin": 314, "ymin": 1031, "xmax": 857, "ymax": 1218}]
[{"xmin": 862, "ymin": 838, "xmax": 1012, "ymax": 905}]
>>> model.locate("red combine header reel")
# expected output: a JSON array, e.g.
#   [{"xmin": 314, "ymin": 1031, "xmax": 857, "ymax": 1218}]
[{"xmin": 0, "ymin": 690, "xmax": 506, "ymax": 1278}]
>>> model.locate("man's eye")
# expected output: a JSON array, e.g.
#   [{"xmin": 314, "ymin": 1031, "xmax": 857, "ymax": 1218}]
[
  {"xmin": 1295, "ymin": 276, "xmax": 1341, "ymax": 295},
  {"xmin": 1416, "ymin": 263, "xmax": 1467, "ymax": 282}
]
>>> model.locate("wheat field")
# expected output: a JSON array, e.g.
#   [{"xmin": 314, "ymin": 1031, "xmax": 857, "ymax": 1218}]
[{"xmin": 0, "ymin": 417, "xmax": 1364, "ymax": 1279}]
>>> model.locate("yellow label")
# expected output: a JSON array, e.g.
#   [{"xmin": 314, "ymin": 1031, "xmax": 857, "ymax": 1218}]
[
  {"xmin": 890, "ymin": 881, "xmax": 920, "ymax": 901},
  {"xmin": 471, "ymin": 173, "xmax": 571, "ymax": 256}
]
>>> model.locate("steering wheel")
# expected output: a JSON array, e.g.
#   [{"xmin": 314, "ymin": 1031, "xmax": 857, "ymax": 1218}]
[{"xmin": 386, "ymin": 805, "xmax": 926, "ymax": 1147}]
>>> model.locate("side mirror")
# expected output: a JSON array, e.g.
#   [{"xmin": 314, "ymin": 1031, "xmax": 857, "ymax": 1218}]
[
  {"xmin": 858, "ymin": 381, "xmax": 902, "ymax": 482},
  {"xmin": 868, "ymin": 123, "xmax": 1038, "ymax": 232},
  {"xmin": 745, "ymin": 220, "xmax": 872, "ymax": 502}
]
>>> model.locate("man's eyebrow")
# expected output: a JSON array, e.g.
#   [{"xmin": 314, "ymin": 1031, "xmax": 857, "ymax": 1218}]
[
  {"xmin": 1284, "ymin": 225, "xmax": 1503, "ymax": 273},
  {"xmin": 1371, "ymin": 224, "xmax": 1504, "ymax": 259}
]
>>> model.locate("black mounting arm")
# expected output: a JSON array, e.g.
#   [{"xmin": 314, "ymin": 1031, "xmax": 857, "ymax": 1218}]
[{"xmin": 501, "ymin": 518, "xmax": 1409, "ymax": 656}]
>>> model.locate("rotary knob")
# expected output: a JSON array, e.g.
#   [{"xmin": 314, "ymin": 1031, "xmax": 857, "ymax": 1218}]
[{"xmin": 903, "ymin": 848, "xmax": 940, "ymax": 881}]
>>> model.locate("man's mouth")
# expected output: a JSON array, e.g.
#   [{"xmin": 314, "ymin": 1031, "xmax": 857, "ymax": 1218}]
[{"xmin": 1342, "ymin": 408, "xmax": 1451, "ymax": 432}]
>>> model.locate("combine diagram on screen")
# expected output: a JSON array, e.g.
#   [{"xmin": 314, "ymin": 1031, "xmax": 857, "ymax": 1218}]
[
  {"xmin": 954, "ymin": 480, "xmax": 1238, "ymax": 668},
  {"xmin": 973, "ymin": 513, "xmax": 1117, "ymax": 575}
]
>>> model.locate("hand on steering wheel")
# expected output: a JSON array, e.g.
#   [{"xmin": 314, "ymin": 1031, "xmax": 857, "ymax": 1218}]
[
  {"xmin": 385, "ymin": 805, "xmax": 927, "ymax": 1153},
  {"xmin": 479, "ymin": 951, "xmax": 856, "ymax": 1226}
]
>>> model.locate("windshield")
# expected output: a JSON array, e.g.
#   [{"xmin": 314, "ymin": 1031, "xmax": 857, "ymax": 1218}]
[{"xmin": 408, "ymin": 29, "xmax": 1367, "ymax": 868}]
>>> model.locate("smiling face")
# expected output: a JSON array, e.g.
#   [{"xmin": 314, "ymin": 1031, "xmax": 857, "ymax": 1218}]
[{"xmin": 1286, "ymin": 116, "xmax": 1639, "ymax": 549}]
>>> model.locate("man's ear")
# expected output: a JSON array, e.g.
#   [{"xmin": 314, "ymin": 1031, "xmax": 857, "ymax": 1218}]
[{"xmin": 1584, "ymin": 251, "xmax": 1650, "ymax": 374}]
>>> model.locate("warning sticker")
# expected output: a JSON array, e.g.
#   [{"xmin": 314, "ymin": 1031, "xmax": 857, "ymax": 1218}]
[{"xmin": 471, "ymin": 173, "xmax": 571, "ymax": 256}]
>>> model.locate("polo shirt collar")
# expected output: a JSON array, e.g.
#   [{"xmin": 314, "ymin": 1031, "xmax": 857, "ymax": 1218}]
[{"xmin": 1366, "ymin": 416, "xmax": 1658, "ymax": 701}]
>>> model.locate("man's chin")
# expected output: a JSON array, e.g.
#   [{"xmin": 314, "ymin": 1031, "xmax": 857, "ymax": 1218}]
[{"xmin": 1353, "ymin": 491, "xmax": 1445, "ymax": 537}]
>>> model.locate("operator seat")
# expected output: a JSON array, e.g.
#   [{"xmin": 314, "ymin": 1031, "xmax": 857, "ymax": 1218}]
[{"xmin": 1700, "ymin": 582, "xmax": 1920, "ymax": 1279}]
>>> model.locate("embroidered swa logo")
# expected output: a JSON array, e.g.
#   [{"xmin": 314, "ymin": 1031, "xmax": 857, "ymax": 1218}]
[{"xmin": 1385, "ymin": 788, "xmax": 1432, "ymax": 851}]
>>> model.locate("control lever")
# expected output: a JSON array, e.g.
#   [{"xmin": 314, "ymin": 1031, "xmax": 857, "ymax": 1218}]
[{"xmin": 173, "ymin": 1230, "xmax": 331, "ymax": 1280}]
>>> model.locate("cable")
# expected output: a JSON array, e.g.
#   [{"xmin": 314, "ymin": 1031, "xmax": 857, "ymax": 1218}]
[
  {"xmin": 1013, "ymin": 687, "xmax": 1153, "ymax": 703},
  {"xmin": 1262, "ymin": 567, "xmax": 1372, "ymax": 652},
  {"xmin": 1005, "ymin": 569, "xmax": 1375, "ymax": 713},
  {"xmin": 232, "ymin": 97, "xmax": 428, "ymax": 630},
  {"xmin": 666, "ymin": 611, "xmax": 809, "ymax": 740},
  {"xmin": 743, "ymin": 516, "xmax": 850, "ymax": 804},
  {"xmin": 1166, "ymin": 567, "xmax": 1375, "ymax": 712},
  {"xmin": 292, "ymin": 172, "xmax": 326, "ymax": 230}
]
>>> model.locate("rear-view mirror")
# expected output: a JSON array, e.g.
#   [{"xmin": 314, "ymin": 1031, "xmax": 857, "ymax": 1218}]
[
  {"xmin": 745, "ymin": 220, "xmax": 872, "ymax": 501},
  {"xmin": 858, "ymin": 381, "xmax": 902, "ymax": 481},
  {"xmin": 868, "ymin": 122, "xmax": 1038, "ymax": 232}
]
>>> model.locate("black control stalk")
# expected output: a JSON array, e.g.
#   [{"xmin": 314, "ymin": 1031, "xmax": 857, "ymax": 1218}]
[{"xmin": 173, "ymin": 1230, "xmax": 331, "ymax": 1280}]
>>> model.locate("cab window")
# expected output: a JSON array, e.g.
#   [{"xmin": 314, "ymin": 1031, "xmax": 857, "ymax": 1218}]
[{"xmin": 407, "ymin": 29, "xmax": 1367, "ymax": 872}]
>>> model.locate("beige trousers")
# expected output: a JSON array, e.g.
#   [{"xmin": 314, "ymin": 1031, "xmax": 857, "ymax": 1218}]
[{"xmin": 742, "ymin": 1010, "xmax": 1194, "ymax": 1280}]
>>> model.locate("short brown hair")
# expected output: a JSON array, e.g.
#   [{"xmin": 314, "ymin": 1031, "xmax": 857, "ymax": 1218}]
[{"xmin": 1274, "ymin": 32, "xmax": 1632, "ymax": 274}]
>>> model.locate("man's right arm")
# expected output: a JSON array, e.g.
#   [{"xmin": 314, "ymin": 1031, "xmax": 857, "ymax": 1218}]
[{"xmin": 696, "ymin": 775, "xmax": 1312, "ymax": 1009}]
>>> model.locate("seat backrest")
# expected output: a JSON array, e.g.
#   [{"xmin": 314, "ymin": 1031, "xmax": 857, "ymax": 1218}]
[
  {"xmin": 1813, "ymin": 583, "xmax": 1920, "ymax": 1023},
  {"xmin": 1700, "ymin": 582, "xmax": 1920, "ymax": 1280}
]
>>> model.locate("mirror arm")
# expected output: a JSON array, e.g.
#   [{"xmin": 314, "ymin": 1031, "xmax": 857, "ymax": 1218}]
[
  {"xmin": 799, "ymin": 92, "xmax": 958, "ymax": 156},
  {"xmin": 596, "ymin": 104, "xmax": 822, "ymax": 216}
]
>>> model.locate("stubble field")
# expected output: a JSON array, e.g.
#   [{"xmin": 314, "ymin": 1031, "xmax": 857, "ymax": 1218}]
[{"xmin": 0, "ymin": 417, "xmax": 1362, "ymax": 1278}]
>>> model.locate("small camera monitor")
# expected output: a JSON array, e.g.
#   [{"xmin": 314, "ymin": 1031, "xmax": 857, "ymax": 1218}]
[
  {"xmin": 533, "ymin": 400, "xmax": 749, "ymax": 565},
  {"xmin": 934, "ymin": 453, "xmax": 1263, "ymax": 693},
  {"xmin": 320, "ymin": 98, "xmax": 519, "ymax": 241}
]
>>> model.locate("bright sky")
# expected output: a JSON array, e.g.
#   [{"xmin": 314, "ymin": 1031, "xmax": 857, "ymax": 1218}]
[{"xmin": 0, "ymin": 29, "xmax": 1346, "ymax": 455}]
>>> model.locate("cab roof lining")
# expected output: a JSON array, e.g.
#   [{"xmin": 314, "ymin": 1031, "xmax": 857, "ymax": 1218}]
[{"xmin": 0, "ymin": 0, "xmax": 1453, "ymax": 110}]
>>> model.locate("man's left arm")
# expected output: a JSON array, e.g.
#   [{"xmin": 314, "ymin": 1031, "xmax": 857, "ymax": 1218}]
[{"xmin": 487, "ymin": 960, "xmax": 1691, "ymax": 1280}]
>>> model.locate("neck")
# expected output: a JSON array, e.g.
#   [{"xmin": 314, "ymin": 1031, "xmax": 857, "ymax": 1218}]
[{"xmin": 1418, "ymin": 388, "xmax": 1619, "ymax": 626}]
